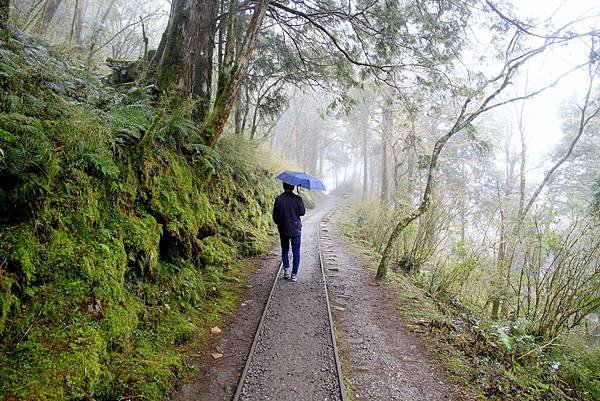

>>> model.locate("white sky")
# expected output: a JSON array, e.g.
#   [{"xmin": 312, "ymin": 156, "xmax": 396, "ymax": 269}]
[{"xmin": 506, "ymin": 0, "xmax": 600, "ymax": 161}]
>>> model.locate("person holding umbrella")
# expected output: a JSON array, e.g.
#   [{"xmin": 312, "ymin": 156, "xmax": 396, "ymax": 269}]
[
  {"xmin": 272, "ymin": 181, "xmax": 305, "ymax": 281},
  {"xmin": 273, "ymin": 171, "xmax": 326, "ymax": 282}
]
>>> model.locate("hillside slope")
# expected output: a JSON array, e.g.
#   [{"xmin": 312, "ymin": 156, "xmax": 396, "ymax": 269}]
[{"xmin": 0, "ymin": 29, "xmax": 280, "ymax": 400}]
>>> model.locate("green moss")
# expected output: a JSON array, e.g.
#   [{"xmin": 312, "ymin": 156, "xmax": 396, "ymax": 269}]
[
  {"xmin": 0, "ymin": 30, "xmax": 283, "ymax": 400},
  {"xmin": 199, "ymin": 65, "xmax": 238, "ymax": 144},
  {"xmin": 0, "ymin": 31, "xmax": 282, "ymax": 401},
  {"xmin": 198, "ymin": 236, "xmax": 235, "ymax": 267}
]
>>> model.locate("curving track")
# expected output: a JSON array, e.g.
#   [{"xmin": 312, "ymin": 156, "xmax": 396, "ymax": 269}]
[{"xmin": 233, "ymin": 196, "xmax": 345, "ymax": 401}]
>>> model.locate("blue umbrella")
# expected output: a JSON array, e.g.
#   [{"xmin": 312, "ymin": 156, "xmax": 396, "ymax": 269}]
[{"xmin": 275, "ymin": 170, "xmax": 326, "ymax": 191}]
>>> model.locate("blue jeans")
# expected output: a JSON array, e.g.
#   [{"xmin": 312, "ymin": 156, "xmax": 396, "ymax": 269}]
[{"xmin": 280, "ymin": 235, "xmax": 301, "ymax": 275}]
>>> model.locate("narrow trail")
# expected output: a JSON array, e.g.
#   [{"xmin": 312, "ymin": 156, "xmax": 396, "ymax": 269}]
[
  {"xmin": 321, "ymin": 206, "xmax": 466, "ymax": 401},
  {"xmin": 235, "ymin": 194, "xmax": 344, "ymax": 401},
  {"xmin": 170, "ymin": 194, "xmax": 466, "ymax": 401}
]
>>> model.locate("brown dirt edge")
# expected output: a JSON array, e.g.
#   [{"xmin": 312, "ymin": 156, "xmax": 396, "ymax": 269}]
[
  {"xmin": 378, "ymin": 272, "xmax": 498, "ymax": 400},
  {"xmin": 167, "ymin": 240, "xmax": 281, "ymax": 401},
  {"xmin": 324, "ymin": 209, "xmax": 482, "ymax": 401}
]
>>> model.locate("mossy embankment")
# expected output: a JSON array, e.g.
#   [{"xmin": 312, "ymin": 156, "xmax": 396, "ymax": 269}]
[{"xmin": 0, "ymin": 30, "xmax": 286, "ymax": 400}]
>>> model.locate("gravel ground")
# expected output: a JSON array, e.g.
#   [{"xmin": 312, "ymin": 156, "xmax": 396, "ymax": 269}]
[
  {"xmin": 321, "ymin": 206, "xmax": 467, "ymax": 401},
  {"xmin": 238, "ymin": 195, "xmax": 342, "ymax": 401},
  {"xmin": 171, "ymin": 194, "xmax": 470, "ymax": 401},
  {"xmin": 169, "ymin": 249, "xmax": 282, "ymax": 401}
]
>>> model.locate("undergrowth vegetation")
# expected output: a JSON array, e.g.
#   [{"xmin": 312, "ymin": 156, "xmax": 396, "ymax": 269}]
[
  {"xmin": 341, "ymin": 200, "xmax": 600, "ymax": 401},
  {"xmin": 0, "ymin": 30, "xmax": 285, "ymax": 400}
]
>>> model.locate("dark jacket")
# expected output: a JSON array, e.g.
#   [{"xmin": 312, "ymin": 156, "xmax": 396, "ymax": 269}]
[{"xmin": 272, "ymin": 191, "xmax": 306, "ymax": 237}]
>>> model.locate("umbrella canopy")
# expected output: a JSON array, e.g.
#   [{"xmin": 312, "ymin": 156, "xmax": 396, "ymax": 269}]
[{"xmin": 275, "ymin": 170, "xmax": 326, "ymax": 191}]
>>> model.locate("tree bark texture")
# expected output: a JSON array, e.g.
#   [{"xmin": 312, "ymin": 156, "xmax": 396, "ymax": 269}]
[
  {"xmin": 216, "ymin": 0, "xmax": 226, "ymax": 69},
  {"xmin": 157, "ymin": 0, "xmax": 217, "ymax": 122},
  {"xmin": 381, "ymin": 100, "xmax": 393, "ymax": 204},
  {"xmin": 38, "ymin": 0, "xmax": 62, "ymax": 33},
  {"xmin": 216, "ymin": 0, "xmax": 238, "ymax": 111},
  {"xmin": 241, "ymin": 85, "xmax": 250, "ymax": 134},
  {"xmin": 233, "ymin": 10, "xmax": 245, "ymax": 135},
  {"xmin": 202, "ymin": 0, "xmax": 271, "ymax": 148},
  {"xmin": 193, "ymin": 0, "xmax": 218, "ymax": 121}
]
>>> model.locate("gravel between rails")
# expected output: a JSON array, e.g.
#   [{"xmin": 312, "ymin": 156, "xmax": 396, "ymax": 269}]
[{"xmin": 236, "ymin": 196, "xmax": 343, "ymax": 401}]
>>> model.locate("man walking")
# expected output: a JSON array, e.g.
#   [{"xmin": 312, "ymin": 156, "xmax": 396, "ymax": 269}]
[{"xmin": 272, "ymin": 182, "xmax": 306, "ymax": 282}]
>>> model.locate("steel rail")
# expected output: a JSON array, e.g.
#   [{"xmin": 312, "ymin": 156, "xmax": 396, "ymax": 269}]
[
  {"xmin": 317, "ymin": 209, "xmax": 347, "ymax": 401},
  {"xmin": 232, "ymin": 209, "xmax": 346, "ymax": 401},
  {"xmin": 231, "ymin": 256, "xmax": 282, "ymax": 401}
]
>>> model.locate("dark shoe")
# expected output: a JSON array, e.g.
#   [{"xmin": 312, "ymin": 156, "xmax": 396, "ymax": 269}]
[{"xmin": 283, "ymin": 268, "xmax": 291, "ymax": 280}]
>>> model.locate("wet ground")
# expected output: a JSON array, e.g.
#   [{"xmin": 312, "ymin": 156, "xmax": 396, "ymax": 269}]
[
  {"xmin": 169, "ymin": 247, "xmax": 281, "ymax": 401},
  {"xmin": 169, "ymin": 195, "xmax": 466, "ymax": 401},
  {"xmin": 321, "ymin": 206, "xmax": 465, "ymax": 401},
  {"xmin": 237, "ymin": 195, "xmax": 341, "ymax": 400}
]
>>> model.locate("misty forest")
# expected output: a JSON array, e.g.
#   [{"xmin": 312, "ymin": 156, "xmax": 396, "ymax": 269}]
[{"xmin": 0, "ymin": 0, "xmax": 599, "ymax": 400}]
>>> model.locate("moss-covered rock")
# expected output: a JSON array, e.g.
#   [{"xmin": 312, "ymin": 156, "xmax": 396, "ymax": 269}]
[{"xmin": 0, "ymin": 29, "xmax": 280, "ymax": 400}]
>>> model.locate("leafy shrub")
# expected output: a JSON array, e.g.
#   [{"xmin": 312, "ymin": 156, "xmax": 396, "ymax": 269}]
[{"xmin": 559, "ymin": 347, "xmax": 600, "ymax": 400}]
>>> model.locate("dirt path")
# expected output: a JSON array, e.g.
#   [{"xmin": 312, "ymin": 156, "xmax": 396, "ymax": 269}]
[
  {"xmin": 321, "ymin": 206, "xmax": 465, "ymax": 401},
  {"xmin": 237, "ymin": 194, "xmax": 342, "ymax": 401},
  {"xmin": 170, "ymin": 195, "xmax": 467, "ymax": 401},
  {"xmin": 169, "ymin": 195, "xmax": 341, "ymax": 401},
  {"xmin": 169, "ymin": 247, "xmax": 281, "ymax": 401}
]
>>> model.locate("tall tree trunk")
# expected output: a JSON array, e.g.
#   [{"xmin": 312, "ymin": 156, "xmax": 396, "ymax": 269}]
[
  {"xmin": 216, "ymin": 0, "xmax": 226, "ymax": 70},
  {"xmin": 140, "ymin": 16, "xmax": 149, "ymax": 61},
  {"xmin": 492, "ymin": 183, "xmax": 507, "ymax": 319},
  {"xmin": 381, "ymin": 99, "xmax": 393, "ymax": 204},
  {"xmin": 381, "ymin": 139, "xmax": 390, "ymax": 202},
  {"xmin": 69, "ymin": 0, "xmax": 78, "ymax": 44},
  {"xmin": 220, "ymin": 0, "xmax": 238, "ymax": 80},
  {"xmin": 362, "ymin": 128, "xmax": 368, "ymax": 200},
  {"xmin": 200, "ymin": 0, "xmax": 271, "ymax": 148},
  {"xmin": 38, "ymin": 0, "xmax": 62, "ymax": 33},
  {"xmin": 157, "ymin": 0, "xmax": 217, "ymax": 122},
  {"xmin": 249, "ymin": 101, "xmax": 259, "ymax": 139},
  {"xmin": 73, "ymin": 0, "xmax": 87, "ymax": 47},
  {"xmin": 75, "ymin": 0, "xmax": 88, "ymax": 45},
  {"xmin": 0, "ymin": 0, "xmax": 8, "ymax": 26},
  {"xmin": 193, "ymin": 0, "xmax": 218, "ymax": 121},
  {"xmin": 370, "ymin": 152, "xmax": 376, "ymax": 198},
  {"xmin": 240, "ymin": 84, "xmax": 250, "ymax": 135},
  {"xmin": 234, "ymin": 90, "xmax": 243, "ymax": 135},
  {"xmin": 146, "ymin": 29, "xmax": 167, "ymax": 81},
  {"xmin": 233, "ymin": 10, "xmax": 245, "ymax": 135}
]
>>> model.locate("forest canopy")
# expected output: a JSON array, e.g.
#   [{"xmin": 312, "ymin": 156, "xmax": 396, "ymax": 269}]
[{"xmin": 1, "ymin": 0, "xmax": 600, "ymax": 399}]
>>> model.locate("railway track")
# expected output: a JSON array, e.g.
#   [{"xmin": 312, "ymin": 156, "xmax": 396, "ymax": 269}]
[{"xmin": 232, "ymin": 206, "xmax": 346, "ymax": 401}]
